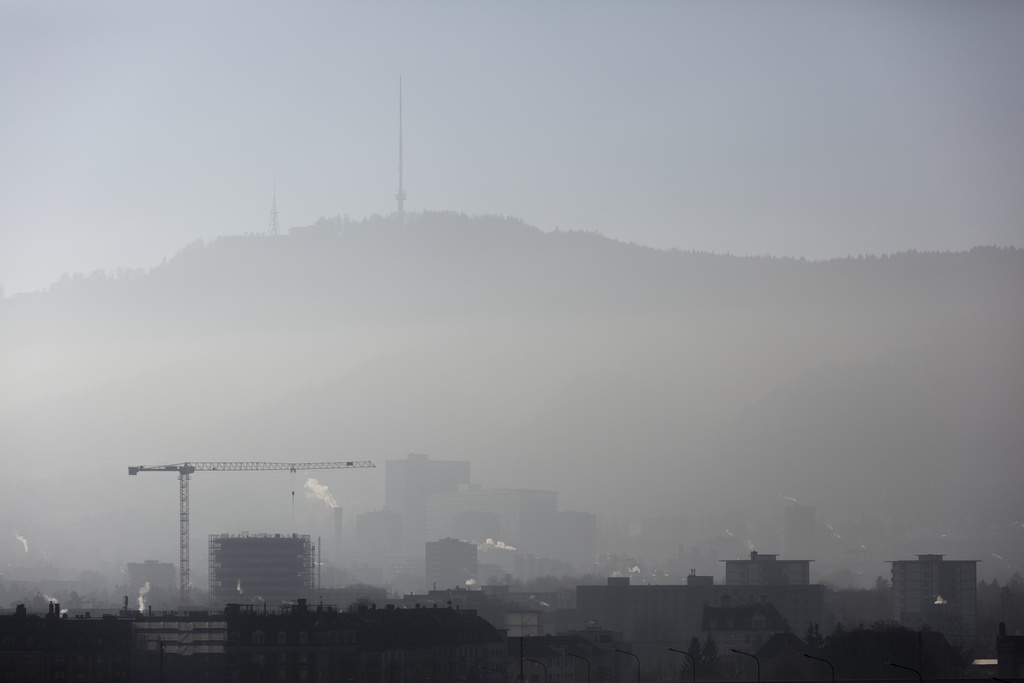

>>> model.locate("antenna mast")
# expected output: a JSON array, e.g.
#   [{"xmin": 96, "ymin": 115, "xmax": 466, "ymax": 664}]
[
  {"xmin": 268, "ymin": 182, "xmax": 280, "ymax": 236},
  {"xmin": 395, "ymin": 76, "xmax": 407, "ymax": 224}
]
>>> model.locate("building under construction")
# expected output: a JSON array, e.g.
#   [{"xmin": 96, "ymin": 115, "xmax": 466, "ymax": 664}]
[{"xmin": 208, "ymin": 533, "xmax": 313, "ymax": 607}]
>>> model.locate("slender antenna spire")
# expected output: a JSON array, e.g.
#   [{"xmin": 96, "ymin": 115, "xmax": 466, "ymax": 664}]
[
  {"xmin": 268, "ymin": 181, "xmax": 280, "ymax": 236},
  {"xmin": 395, "ymin": 76, "xmax": 407, "ymax": 224}
]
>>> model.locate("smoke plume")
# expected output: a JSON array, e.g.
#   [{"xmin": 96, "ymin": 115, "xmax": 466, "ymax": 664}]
[
  {"xmin": 137, "ymin": 582, "xmax": 151, "ymax": 612},
  {"xmin": 304, "ymin": 478, "xmax": 338, "ymax": 508}
]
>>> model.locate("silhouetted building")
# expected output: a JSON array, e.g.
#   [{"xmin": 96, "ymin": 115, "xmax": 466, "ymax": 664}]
[
  {"xmin": 356, "ymin": 508, "xmax": 404, "ymax": 554},
  {"xmin": 725, "ymin": 551, "xmax": 811, "ymax": 585},
  {"xmin": 783, "ymin": 503, "xmax": 815, "ymax": 563},
  {"xmin": 425, "ymin": 537, "xmax": 478, "ymax": 590},
  {"xmin": 555, "ymin": 510, "xmax": 598, "ymax": 573},
  {"xmin": 0, "ymin": 603, "xmax": 133, "ymax": 682},
  {"xmin": 225, "ymin": 599, "xmax": 503, "ymax": 683},
  {"xmin": 333, "ymin": 507, "xmax": 344, "ymax": 563},
  {"xmin": 575, "ymin": 575, "xmax": 824, "ymax": 644},
  {"xmin": 703, "ymin": 603, "xmax": 788, "ymax": 651},
  {"xmin": 426, "ymin": 487, "xmax": 557, "ymax": 556},
  {"xmin": 209, "ymin": 533, "xmax": 313, "ymax": 607},
  {"xmin": 386, "ymin": 453, "xmax": 471, "ymax": 554},
  {"xmin": 997, "ymin": 622, "xmax": 1024, "ymax": 679},
  {"xmin": 890, "ymin": 553, "xmax": 978, "ymax": 635}
]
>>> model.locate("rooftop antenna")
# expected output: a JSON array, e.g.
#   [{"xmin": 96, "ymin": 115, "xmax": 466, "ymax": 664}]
[
  {"xmin": 268, "ymin": 181, "xmax": 280, "ymax": 236},
  {"xmin": 395, "ymin": 76, "xmax": 407, "ymax": 224}
]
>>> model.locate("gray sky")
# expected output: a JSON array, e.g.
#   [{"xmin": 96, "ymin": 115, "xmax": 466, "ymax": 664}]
[{"xmin": 3, "ymin": 1, "xmax": 1022, "ymax": 295}]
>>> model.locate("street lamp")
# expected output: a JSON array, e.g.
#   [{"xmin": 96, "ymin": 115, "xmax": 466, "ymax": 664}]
[
  {"xmin": 888, "ymin": 662, "xmax": 922, "ymax": 683},
  {"xmin": 524, "ymin": 658, "xmax": 548, "ymax": 683},
  {"xmin": 667, "ymin": 648, "xmax": 696, "ymax": 683},
  {"xmin": 731, "ymin": 649, "xmax": 760, "ymax": 683},
  {"xmin": 802, "ymin": 654, "xmax": 834, "ymax": 683},
  {"xmin": 564, "ymin": 651, "xmax": 591, "ymax": 683},
  {"xmin": 616, "ymin": 648, "xmax": 641, "ymax": 683},
  {"xmin": 479, "ymin": 666, "xmax": 509, "ymax": 683}
]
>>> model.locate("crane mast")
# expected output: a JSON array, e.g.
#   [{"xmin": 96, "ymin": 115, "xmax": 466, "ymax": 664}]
[{"xmin": 129, "ymin": 461, "xmax": 374, "ymax": 606}]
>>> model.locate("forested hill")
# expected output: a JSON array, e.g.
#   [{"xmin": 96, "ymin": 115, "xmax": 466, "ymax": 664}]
[
  {"xmin": 1, "ymin": 212, "xmax": 1021, "ymax": 562},
  {"xmin": 4, "ymin": 211, "xmax": 1019, "ymax": 333}
]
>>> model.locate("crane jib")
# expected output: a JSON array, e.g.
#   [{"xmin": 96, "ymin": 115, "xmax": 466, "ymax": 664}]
[{"xmin": 127, "ymin": 459, "xmax": 375, "ymax": 606}]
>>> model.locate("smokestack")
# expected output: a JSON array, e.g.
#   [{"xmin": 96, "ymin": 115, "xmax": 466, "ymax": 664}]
[{"xmin": 334, "ymin": 507, "xmax": 344, "ymax": 563}]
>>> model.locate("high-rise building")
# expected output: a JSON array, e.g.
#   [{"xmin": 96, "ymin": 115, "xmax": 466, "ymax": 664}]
[
  {"xmin": 425, "ymin": 537, "xmax": 478, "ymax": 591},
  {"xmin": 890, "ymin": 554, "xmax": 978, "ymax": 635},
  {"xmin": 385, "ymin": 453, "xmax": 470, "ymax": 554},
  {"xmin": 783, "ymin": 503, "xmax": 815, "ymax": 562},
  {"xmin": 208, "ymin": 533, "xmax": 313, "ymax": 607},
  {"xmin": 333, "ymin": 507, "xmax": 344, "ymax": 563},
  {"xmin": 555, "ymin": 510, "xmax": 597, "ymax": 573}
]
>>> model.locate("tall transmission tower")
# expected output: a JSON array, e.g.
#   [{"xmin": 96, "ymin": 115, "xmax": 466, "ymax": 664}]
[
  {"xmin": 268, "ymin": 182, "xmax": 280, "ymax": 236},
  {"xmin": 395, "ymin": 76, "xmax": 407, "ymax": 224}
]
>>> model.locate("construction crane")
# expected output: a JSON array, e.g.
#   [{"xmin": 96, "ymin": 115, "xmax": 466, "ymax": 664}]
[{"xmin": 128, "ymin": 461, "xmax": 375, "ymax": 606}]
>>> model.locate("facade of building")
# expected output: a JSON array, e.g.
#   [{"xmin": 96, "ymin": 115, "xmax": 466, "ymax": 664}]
[
  {"xmin": 575, "ymin": 576, "xmax": 825, "ymax": 644},
  {"xmin": 208, "ymin": 533, "xmax": 314, "ymax": 607},
  {"xmin": 0, "ymin": 604, "xmax": 134, "ymax": 682},
  {"xmin": 890, "ymin": 554, "xmax": 978, "ymax": 635},
  {"xmin": 385, "ymin": 453, "xmax": 471, "ymax": 555},
  {"xmin": 2, "ymin": 598, "xmax": 504, "ymax": 683},
  {"xmin": 724, "ymin": 551, "xmax": 811, "ymax": 586},
  {"xmin": 702, "ymin": 603, "xmax": 788, "ymax": 652},
  {"xmin": 425, "ymin": 537, "xmax": 478, "ymax": 590}
]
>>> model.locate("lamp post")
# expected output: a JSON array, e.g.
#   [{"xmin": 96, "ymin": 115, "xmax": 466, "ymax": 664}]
[
  {"xmin": 479, "ymin": 666, "xmax": 509, "ymax": 683},
  {"xmin": 564, "ymin": 651, "xmax": 591, "ymax": 683},
  {"xmin": 731, "ymin": 649, "xmax": 760, "ymax": 683},
  {"xmin": 802, "ymin": 654, "xmax": 834, "ymax": 683},
  {"xmin": 888, "ymin": 662, "xmax": 923, "ymax": 683},
  {"xmin": 616, "ymin": 649, "xmax": 641, "ymax": 683},
  {"xmin": 524, "ymin": 658, "xmax": 548, "ymax": 683},
  {"xmin": 667, "ymin": 648, "xmax": 696, "ymax": 683}
]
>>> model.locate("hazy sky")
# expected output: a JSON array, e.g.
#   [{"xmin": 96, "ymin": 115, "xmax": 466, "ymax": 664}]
[{"xmin": 3, "ymin": 1, "xmax": 1023, "ymax": 294}]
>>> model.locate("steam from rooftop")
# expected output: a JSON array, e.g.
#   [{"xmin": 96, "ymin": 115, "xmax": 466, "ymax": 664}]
[{"xmin": 137, "ymin": 582, "xmax": 150, "ymax": 612}]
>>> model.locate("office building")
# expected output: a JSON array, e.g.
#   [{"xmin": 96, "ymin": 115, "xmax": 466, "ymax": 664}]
[{"xmin": 890, "ymin": 554, "xmax": 978, "ymax": 635}]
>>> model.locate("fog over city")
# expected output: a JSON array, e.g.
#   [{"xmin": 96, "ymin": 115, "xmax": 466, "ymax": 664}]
[{"xmin": 2, "ymin": 1, "xmax": 1023, "ymax": 606}]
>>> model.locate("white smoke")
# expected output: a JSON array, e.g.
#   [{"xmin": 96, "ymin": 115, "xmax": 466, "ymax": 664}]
[
  {"xmin": 465, "ymin": 578, "xmax": 477, "ymax": 586},
  {"xmin": 237, "ymin": 579, "xmax": 243, "ymax": 594},
  {"xmin": 628, "ymin": 566, "xmax": 641, "ymax": 574},
  {"xmin": 934, "ymin": 595, "xmax": 947, "ymax": 605},
  {"xmin": 44, "ymin": 597, "xmax": 67, "ymax": 616},
  {"xmin": 782, "ymin": 495, "xmax": 799, "ymax": 504},
  {"xmin": 137, "ymin": 582, "xmax": 151, "ymax": 612},
  {"xmin": 304, "ymin": 478, "xmax": 338, "ymax": 508},
  {"xmin": 480, "ymin": 538, "xmax": 516, "ymax": 551},
  {"xmin": 14, "ymin": 533, "xmax": 28, "ymax": 553}
]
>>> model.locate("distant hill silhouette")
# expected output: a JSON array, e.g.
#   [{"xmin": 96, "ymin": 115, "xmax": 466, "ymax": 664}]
[{"xmin": 1, "ymin": 212, "xmax": 1021, "ymax": 571}]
